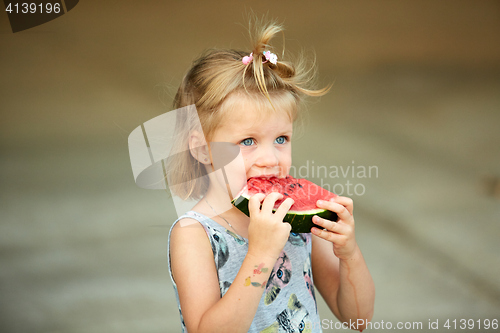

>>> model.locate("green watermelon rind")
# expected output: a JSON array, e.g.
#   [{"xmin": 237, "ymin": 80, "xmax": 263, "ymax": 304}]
[{"xmin": 232, "ymin": 195, "xmax": 338, "ymax": 233}]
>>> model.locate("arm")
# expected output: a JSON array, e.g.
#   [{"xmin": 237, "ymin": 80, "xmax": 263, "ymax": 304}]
[
  {"xmin": 170, "ymin": 193, "xmax": 294, "ymax": 333},
  {"xmin": 311, "ymin": 196, "xmax": 375, "ymax": 331}
]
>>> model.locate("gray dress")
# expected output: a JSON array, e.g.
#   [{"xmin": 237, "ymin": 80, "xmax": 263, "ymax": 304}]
[{"xmin": 168, "ymin": 211, "xmax": 323, "ymax": 332}]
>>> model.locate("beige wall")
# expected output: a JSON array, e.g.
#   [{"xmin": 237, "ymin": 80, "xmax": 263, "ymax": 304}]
[
  {"xmin": 1, "ymin": 0, "xmax": 499, "ymax": 147},
  {"xmin": 1, "ymin": 1, "xmax": 499, "ymax": 332}
]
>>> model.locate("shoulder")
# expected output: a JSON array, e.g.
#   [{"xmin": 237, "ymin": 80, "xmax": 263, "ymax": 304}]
[
  {"xmin": 170, "ymin": 217, "xmax": 211, "ymax": 256},
  {"xmin": 169, "ymin": 216, "xmax": 219, "ymax": 285},
  {"xmin": 170, "ymin": 213, "xmax": 223, "ymax": 249}
]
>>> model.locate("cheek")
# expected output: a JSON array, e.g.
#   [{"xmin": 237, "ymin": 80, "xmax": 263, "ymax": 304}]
[
  {"xmin": 281, "ymin": 154, "xmax": 292, "ymax": 166},
  {"xmin": 242, "ymin": 151, "xmax": 252, "ymax": 169},
  {"xmin": 223, "ymin": 150, "xmax": 248, "ymax": 195},
  {"xmin": 279, "ymin": 148, "xmax": 292, "ymax": 174}
]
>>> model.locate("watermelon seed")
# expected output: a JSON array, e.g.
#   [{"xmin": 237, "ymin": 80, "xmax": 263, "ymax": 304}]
[{"xmin": 284, "ymin": 193, "xmax": 289, "ymax": 196}]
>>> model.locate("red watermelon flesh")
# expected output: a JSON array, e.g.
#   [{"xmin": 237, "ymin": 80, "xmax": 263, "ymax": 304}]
[{"xmin": 232, "ymin": 175, "xmax": 338, "ymax": 233}]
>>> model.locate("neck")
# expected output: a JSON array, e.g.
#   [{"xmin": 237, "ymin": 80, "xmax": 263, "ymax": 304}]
[
  {"xmin": 203, "ymin": 187, "xmax": 234, "ymax": 214},
  {"xmin": 202, "ymin": 186, "xmax": 249, "ymax": 229}
]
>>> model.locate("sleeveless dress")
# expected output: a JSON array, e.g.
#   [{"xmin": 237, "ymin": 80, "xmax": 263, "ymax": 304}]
[{"xmin": 167, "ymin": 211, "xmax": 323, "ymax": 332}]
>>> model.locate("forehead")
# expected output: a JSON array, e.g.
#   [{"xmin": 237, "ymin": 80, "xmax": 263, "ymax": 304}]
[{"xmin": 218, "ymin": 91, "xmax": 296, "ymax": 129}]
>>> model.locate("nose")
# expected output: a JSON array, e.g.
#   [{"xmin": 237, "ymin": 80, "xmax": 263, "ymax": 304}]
[{"xmin": 255, "ymin": 144, "xmax": 279, "ymax": 168}]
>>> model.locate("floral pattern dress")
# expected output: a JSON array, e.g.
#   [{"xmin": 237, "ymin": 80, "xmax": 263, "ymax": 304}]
[{"xmin": 168, "ymin": 211, "xmax": 322, "ymax": 332}]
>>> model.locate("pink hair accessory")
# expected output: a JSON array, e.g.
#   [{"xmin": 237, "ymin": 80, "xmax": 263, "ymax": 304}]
[
  {"xmin": 242, "ymin": 52, "xmax": 253, "ymax": 65},
  {"xmin": 263, "ymin": 50, "xmax": 278, "ymax": 65},
  {"xmin": 242, "ymin": 51, "xmax": 278, "ymax": 65}
]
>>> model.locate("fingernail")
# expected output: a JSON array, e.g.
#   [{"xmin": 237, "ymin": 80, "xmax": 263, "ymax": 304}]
[{"xmin": 317, "ymin": 200, "xmax": 324, "ymax": 205}]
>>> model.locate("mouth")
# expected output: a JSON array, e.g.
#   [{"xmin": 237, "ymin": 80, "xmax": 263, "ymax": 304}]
[{"xmin": 247, "ymin": 173, "xmax": 281, "ymax": 181}]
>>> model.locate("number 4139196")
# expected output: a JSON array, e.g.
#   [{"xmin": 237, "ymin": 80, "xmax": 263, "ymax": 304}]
[
  {"xmin": 5, "ymin": 2, "xmax": 62, "ymax": 14},
  {"xmin": 444, "ymin": 319, "xmax": 498, "ymax": 330}
]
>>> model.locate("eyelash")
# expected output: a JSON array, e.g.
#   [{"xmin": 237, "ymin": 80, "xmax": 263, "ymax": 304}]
[{"xmin": 240, "ymin": 136, "xmax": 289, "ymax": 146}]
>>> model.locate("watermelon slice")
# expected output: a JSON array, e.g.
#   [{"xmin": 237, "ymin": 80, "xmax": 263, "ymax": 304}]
[{"xmin": 232, "ymin": 175, "xmax": 338, "ymax": 233}]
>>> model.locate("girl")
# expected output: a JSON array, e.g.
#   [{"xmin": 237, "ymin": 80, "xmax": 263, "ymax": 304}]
[{"xmin": 167, "ymin": 21, "xmax": 375, "ymax": 332}]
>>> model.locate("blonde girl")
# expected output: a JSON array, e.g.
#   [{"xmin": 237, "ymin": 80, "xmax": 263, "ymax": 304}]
[{"xmin": 167, "ymin": 20, "xmax": 375, "ymax": 332}]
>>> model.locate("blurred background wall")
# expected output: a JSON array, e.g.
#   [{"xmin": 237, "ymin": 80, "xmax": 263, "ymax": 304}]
[{"xmin": 1, "ymin": 1, "xmax": 499, "ymax": 332}]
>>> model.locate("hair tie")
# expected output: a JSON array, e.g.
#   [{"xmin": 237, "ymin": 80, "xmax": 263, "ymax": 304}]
[
  {"xmin": 241, "ymin": 51, "xmax": 277, "ymax": 65},
  {"xmin": 263, "ymin": 50, "xmax": 278, "ymax": 65},
  {"xmin": 242, "ymin": 52, "xmax": 253, "ymax": 65}
]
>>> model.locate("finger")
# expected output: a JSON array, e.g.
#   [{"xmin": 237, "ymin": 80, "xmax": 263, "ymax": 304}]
[
  {"xmin": 313, "ymin": 215, "xmax": 339, "ymax": 233},
  {"xmin": 317, "ymin": 200, "xmax": 352, "ymax": 222},
  {"xmin": 313, "ymin": 215, "xmax": 352, "ymax": 236},
  {"xmin": 311, "ymin": 227, "xmax": 335, "ymax": 243},
  {"xmin": 281, "ymin": 220, "xmax": 292, "ymax": 233},
  {"xmin": 311, "ymin": 227, "xmax": 346, "ymax": 244},
  {"xmin": 333, "ymin": 196, "xmax": 354, "ymax": 215},
  {"xmin": 274, "ymin": 197, "xmax": 295, "ymax": 220},
  {"xmin": 248, "ymin": 193, "xmax": 266, "ymax": 214},
  {"xmin": 261, "ymin": 192, "xmax": 283, "ymax": 213}
]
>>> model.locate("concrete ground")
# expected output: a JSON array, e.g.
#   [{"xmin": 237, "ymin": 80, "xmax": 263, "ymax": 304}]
[{"xmin": 1, "ymin": 1, "xmax": 499, "ymax": 332}]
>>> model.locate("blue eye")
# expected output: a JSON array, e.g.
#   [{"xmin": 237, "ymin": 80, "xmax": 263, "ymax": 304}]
[
  {"xmin": 241, "ymin": 138, "xmax": 254, "ymax": 146},
  {"xmin": 275, "ymin": 136, "xmax": 287, "ymax": 144}
]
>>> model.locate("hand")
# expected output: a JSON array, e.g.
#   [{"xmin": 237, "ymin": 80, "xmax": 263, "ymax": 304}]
[
  {"xmin": 311, "ymin": 196, "xmax": 357, "ymax": 260},
  {"xmin": 247, "ymin": 192, "xmax": 293, "ymax": 260}
]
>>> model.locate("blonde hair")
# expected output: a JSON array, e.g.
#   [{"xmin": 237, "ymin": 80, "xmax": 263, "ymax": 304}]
[{"xmin": 167, "ymin": 20, "xmax": 330, "ymax": 200}]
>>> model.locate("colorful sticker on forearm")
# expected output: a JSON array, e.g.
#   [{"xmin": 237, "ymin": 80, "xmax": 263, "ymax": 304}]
[
  {"xmin": 244, "ymin": 263, "xmax": 269, "ymax": 287},
  {"xmin": 254, "ymin": 263, "xmax": 268, "ymax": 275}
]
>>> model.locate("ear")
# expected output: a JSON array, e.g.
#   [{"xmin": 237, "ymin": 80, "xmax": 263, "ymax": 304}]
[{"xmin": 188, "ymin": 130, "xmax": 211, "ymax": 165}]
